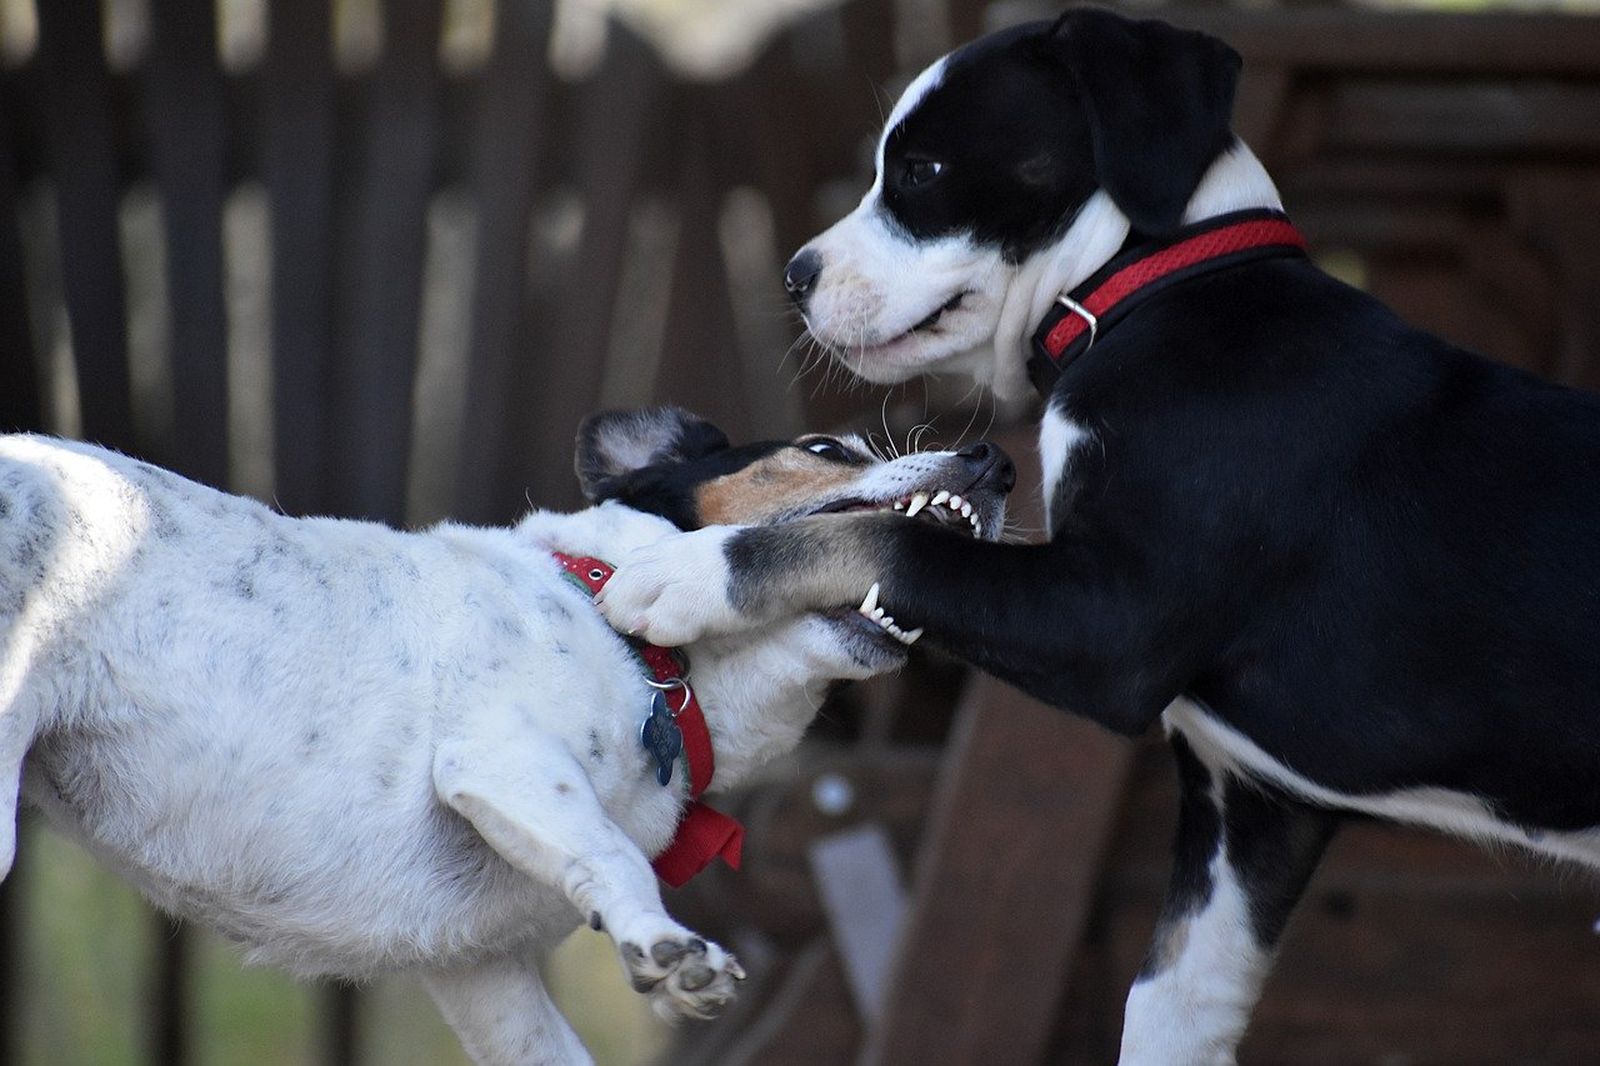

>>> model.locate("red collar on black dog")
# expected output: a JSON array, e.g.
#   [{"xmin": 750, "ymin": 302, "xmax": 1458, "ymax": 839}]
[
  {"xmin": 1028, "ymin": 210, "xmax": 1308, "ymax": 396},
  {"xmin": 552, "ymin": 552, "xmax": 743, "ymax": 888}
]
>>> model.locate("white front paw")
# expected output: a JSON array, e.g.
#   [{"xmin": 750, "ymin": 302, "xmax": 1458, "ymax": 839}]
[
  {"xmin": 616, "ymin": 924, "xmax": 746, "ymax": 1022},
  {"xmin": 596, "ymin": 527, "xmax": 744, "ymax": 646}
]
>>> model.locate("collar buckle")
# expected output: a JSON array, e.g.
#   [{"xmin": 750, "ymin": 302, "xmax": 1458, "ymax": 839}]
[{"xmin": 1054, "ymin": 293, "xmax": 1098, "ymax": 351}]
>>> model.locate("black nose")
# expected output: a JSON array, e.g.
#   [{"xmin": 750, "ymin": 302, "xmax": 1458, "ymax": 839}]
[
  {"xmin": 783, "ymin": 248, "xmax": 823, "ymax": 309},
  {"xmin": 958, "ymin": 441, "xmax": 1017, "ymax": 495}
]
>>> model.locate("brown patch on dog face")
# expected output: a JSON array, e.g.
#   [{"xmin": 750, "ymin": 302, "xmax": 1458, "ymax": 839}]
[{"xmin": 695, "ymin": 449, "xmax": 863, "ymax": 526}]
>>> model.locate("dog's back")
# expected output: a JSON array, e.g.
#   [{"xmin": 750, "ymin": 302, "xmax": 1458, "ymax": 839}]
[{"xmin": 0, "ymin": 435, "xmax": 654, "ymax": 974}]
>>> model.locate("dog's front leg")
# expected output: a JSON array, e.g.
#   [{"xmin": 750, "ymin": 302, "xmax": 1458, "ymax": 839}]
[
  {"xmin": 423, "ymin": 954, "xmax": 592, "ymax": 1066},
  {"xmin": 1119, "ymin": 735, "xmax": 1338, "ymax": 1065},
  {"xmin": 434, "ymin": 734, "xmax": 744, "ymax": 1023},
  {"xmin": 601, "ymin": 515, "xmax": 1206, "ymax": 733}
]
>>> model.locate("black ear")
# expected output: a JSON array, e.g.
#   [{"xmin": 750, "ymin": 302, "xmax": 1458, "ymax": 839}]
[
  {"xmin": 1052, "ymin": 8, "xmax": 1241, "ymax": 236},
  {"xmin": 574, "ymin": 407, "xmax": 730, "ymax": 502}
]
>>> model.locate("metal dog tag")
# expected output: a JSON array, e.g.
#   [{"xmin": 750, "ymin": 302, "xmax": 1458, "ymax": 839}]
[{"xmin": 640, "ymin": 690, "xmax": 683, "ymax": 787}]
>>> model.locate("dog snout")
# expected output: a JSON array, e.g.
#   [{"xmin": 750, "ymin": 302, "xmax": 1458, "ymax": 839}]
[
  {"xmin": 957, "ymin": 441, "xmax": 1017, "ymax": 495},
  {"xmin": 783, "ymin": 248, "xmax": 823, "ymax": 309}
]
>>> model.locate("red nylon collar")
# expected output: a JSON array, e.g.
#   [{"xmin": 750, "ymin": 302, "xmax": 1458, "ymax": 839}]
[
  {"xmin": 1028, "ymin": 210, "xmax": 1307, "ymax": 395},
  {"xmin": 552, "ymin": 552, "xmax": 744, "ymax": 887}
]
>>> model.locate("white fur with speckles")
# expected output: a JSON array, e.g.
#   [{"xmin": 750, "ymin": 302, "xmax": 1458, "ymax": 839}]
[{"xmin": 0, "ymin": 434, "xmax": 902, "ymax": 1064}]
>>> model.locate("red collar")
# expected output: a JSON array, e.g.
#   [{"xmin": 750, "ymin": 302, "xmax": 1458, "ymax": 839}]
[
  {"xmin": 1027, "ymin": 210, "xmax": 1307, "ymax": 395},
  {"xmin": 552, "ymin": 552, "xmax": 743, "ymax": 888}
]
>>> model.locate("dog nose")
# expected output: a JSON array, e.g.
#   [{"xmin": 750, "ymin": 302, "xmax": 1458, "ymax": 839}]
[
  {"xmin": 783, "ymin": 249, "xmax": 823, "ymax": 309},
  {"xmin": 957, "ymin": 441, "xmax": 1017, "ymax": 494}
]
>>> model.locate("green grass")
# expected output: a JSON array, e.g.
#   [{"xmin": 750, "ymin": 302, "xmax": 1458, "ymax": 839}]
[{"xmin": 11, "ymin": 818, "xmax": 668, "ymax": 1064}]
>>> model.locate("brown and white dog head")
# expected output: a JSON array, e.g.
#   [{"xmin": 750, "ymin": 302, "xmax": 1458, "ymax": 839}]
[{"xmin": 574, "ymin": 405, "xmax": 1014, "ymax": 654}]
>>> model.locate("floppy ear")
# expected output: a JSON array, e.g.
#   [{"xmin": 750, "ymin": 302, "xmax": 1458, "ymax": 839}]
[
  {"xmin": 574, "ymin": 407, "xmax": 730, "ymax": 502},
  {"xmin": 1051, "ymin": 8, "xmax": 1241, "ymax": 236}
]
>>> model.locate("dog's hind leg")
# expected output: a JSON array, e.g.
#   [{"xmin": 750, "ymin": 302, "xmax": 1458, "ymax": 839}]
[
  {"xmin": 433, "ymin": 731, "xmax": 745, "ymax": 1023},
  {"xmin": 423, "ymin": 953, "xmax": 592, "ymax": 1066},
  {"xmin": 1118, "ymin": 736, "xmax": 1338, "ymax": 1066}
]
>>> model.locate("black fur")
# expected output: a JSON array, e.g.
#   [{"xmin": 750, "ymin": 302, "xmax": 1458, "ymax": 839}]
[
  {"xmin": 574, "ymin": 407, "xmax": 732, "ymax": 505},
  {"xmin": 1051, "ymin": 9, "xmax": 1240, "ymax": 237},
  {"xmin": 875, "ymin": 10, "xmax": 1241, "ymax": 261},
  {"xmin": 748, "ymin": 251, "xmax": 1600, "ymax": 826},
  {"xmin": 1221, "ymin": 778, "xmax": 1339, "ymax": 950},
  {"xmin": 574, "ymin": 408, "xmax": 830, "ymax": 531}
]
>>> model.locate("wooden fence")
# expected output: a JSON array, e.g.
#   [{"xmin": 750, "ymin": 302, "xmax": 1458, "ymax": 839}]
[{"xmin": 4, "ymin": 1, "xmax": 1600, "ymax": 1063}]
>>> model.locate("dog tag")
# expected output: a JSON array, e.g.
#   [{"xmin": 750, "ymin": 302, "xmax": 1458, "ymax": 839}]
[{"xmin": 640, "ymin": 690, "xmax": 683, "ymax": 787}]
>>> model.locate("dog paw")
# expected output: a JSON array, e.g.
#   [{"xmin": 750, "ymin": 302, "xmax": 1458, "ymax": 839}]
[
  {"xmin": 595, "ymin": 527, "xmax": 746, "ymax": 646},
  {"xmin": 617, "ymin": 928, "xmax": 746, "ymax": 1022}
]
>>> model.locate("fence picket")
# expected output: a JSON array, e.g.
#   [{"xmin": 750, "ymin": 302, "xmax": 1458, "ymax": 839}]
[
  {"xmin": 0, "ymin": 99, "xmax": 39, "ymax": 434},
  {"xmin": 326, "ymin": 0, "xmax": 444, "ymax": 523},
  {"xmin": 453, "ymin": 0, "xmax": 555, "ymax": 525},
  {"xmin": 264, "ymin": 0, "xmax": 338, "ymax": 515},
  {"xmin": 512, "ymin": 28, "xmax": 665, "ymax": 510},
  {"xmin": 145, "ymin": 0, "xmax": 230, "ymax": 487},
  {"xmin": 34, "ymin": 0, "xmax": 135, "ymax": 450}
]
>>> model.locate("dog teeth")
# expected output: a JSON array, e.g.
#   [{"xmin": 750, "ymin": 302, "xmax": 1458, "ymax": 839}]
[
  {"xmin": 854, "ymin": 583, "xmax": 922, "ymax": 646},
  {"xmin": 931, "ymin": 490, "xmax": 950, "ymax": 507},
  {"xmin": 949, "ymin": 494, "xmax": 963, "ymax": 510},
  {"xmin": 960, "ymin": 501, "xmax": 973, "ymax": 517},
  {"xmin": 892, "ymin": 499, "xmax": 904, "ymax": 511},
  {"xmin": 905, "ymin": 492, "xmax": 929, "ymax": 518}
]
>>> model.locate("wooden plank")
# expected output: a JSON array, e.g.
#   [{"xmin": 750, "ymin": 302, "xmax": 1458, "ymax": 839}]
[
  {"xmin": 1169, "ymin": 10, "xmax": 1600, "ymax": 76},
  {"xmin": 0, "ymin": 91, "xmax": 40, "ymax": 433},
  {"xmin": 864, "ymin": 677, "xmax": 1134, "ymax": 1066},
  {"xmin": 326, "ymin": 0, "xmax": 443, "ymax": 522},
  {"xmin": 1233, "ymin": 66, "xmax": 1291, "ymax": 155},
  {"xmin": 1507, "ymin": 171, "xmax": 1600, "ymax": 392},
  {"xmin": 995, "ymin": 6, "xmax": 1600, "ymax": 76},
  {"xmin": 719, "ymin": 939, "xmax": 863, "ymax": 1066},
  {"xmin": 145, "ymin": 0, "xmax": 229, "ymax": 486},
  {"xmin": 263, "ymin": 0, "xmax": 337, "ymax": 515},
  {"xmin": 34, "ymin": 0, "xmax": 135, "ymax": 450},
  {"xmin": 450, "ymin": 0, "xmax": 553, "ymax": 524},
  {"xmin": 808, "ymin": 823, "xmax": 907, "ymax": 1021},
  {"xmin": 1325, "ymin": 81, "xmax": 1600, "ymax": 156}
]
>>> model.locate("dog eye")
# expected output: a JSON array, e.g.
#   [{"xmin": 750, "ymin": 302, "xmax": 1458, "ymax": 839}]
[
  {"xmin": 902, "ymin": 159, "xmax": 944, "ymax": 189},
  {"xmin": 802, "ymin": 438, "xmax": 852, "ymax": 462}
]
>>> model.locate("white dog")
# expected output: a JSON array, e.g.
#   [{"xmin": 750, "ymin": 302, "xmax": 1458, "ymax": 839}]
[{"xmin": 0, "ymin": 406, "xmax": 1009, "ymax": 1064}]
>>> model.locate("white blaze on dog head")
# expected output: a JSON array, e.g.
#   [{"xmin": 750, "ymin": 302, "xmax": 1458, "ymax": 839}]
[{"xmin": 786, "ymin": 10, "xmax": 1281, "ymax": 400}]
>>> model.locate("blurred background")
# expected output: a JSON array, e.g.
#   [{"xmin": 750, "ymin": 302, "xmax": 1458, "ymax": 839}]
[{"xmin": 2, "ymin": 0, "xmax": 1600, "ymax": 1063}]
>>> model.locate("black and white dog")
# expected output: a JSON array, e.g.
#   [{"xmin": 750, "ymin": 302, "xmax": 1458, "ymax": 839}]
[{"xmin": 597, "ymin": 8, "xmax": 1600, "ymax": 1062}]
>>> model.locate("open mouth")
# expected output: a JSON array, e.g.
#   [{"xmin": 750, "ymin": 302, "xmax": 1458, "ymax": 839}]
[
  {"xmin": 820, "ymin": 292, "xmax": 968, "ymax": 362},
  {"xmin": 808, "ymin": 484, "xmax": 998, "ymax": 648},
  {"xmin": 812, "ymin": 487, "xmax": 983, "ymax": 536},
  {"xmin": 910, "ymin": 291, "xmax": 966, "ymax": 333}
]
